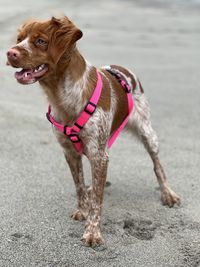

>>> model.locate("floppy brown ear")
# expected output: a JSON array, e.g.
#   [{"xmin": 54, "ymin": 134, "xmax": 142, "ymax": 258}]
[{"xmin": 49, "ymin": 16, "xmax": 83, "ymax": 64}]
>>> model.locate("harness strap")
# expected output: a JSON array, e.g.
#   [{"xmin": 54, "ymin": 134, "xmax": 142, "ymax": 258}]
[
  {"xmin": 46, "ymin": 70, "xmax": 103, "ymax": 153},
  {"xmin": 105, "ymin": 68, "xmax": 134, "ymax": 148},
  {"xmin": 46, "ymin": 67, "xmax": 135, "ymax": 154}
]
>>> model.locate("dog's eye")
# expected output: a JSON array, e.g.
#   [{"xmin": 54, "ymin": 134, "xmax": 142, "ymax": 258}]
[
  {"xmin": 35, "ymin": 38, "xmax": 47, "ymax": 46},
  {"xmin": 17, "ymin": 37, "xmax": 22, "ymax": 43}
]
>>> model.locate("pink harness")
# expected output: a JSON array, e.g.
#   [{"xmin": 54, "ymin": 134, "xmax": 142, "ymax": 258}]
[{"xmin": 46, "ymin": 68, "xmax": 134, "ymax": 154}]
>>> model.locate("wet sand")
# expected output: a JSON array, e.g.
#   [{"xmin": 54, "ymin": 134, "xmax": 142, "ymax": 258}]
[{"xmin": 0, "ymin": 0, "xmax": 200, "ymax": 266}]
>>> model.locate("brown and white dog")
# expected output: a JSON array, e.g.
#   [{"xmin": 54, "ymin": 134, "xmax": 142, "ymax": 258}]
[{"xmin": 7, "ymin": 16, "xmax": 180, "ymax": 246}]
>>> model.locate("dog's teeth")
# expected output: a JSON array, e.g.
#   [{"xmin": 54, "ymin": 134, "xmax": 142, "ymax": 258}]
[{"xmin": 38, "ymin": 65, "xmax": 44, "ymax": 71}]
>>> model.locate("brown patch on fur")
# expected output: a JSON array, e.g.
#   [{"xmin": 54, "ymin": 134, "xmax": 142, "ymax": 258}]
[
  {"xmin": 103, "ymin": 64, "xmax": 144, "ymax": 135},
  {"xmin": 82, "ymin": 66, "xmax": 110, "ymax": 112},
  {"xmin": 48, "ymin": 17, "xmax": 83, "ymax": 64},
  {"xmin": 101, "ymin": 69, "xmax": 128, "ymax": 136},
  {"xmin": 101, "ymin": 64, "xmax": 142, "ymax": 136}
]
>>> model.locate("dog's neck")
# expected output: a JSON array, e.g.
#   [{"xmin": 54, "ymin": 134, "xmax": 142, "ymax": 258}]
[{"xmin": 40, "ymin": 48, "xmax": 96, "ymax": 124}]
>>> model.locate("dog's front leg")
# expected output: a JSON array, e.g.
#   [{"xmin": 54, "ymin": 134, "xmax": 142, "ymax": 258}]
[
  {"xmin": 82, "ymin": 150, "xmax": 109, "ymax": 247},
  {"xmin": 64, "ymin": 150, "xmax": 89, "ymax": 221}
]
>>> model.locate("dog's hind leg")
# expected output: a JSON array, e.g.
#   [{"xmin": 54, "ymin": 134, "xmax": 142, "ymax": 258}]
[{"xmin": 127, "ymin": 93, "xmax": 181, "ymax": 207}]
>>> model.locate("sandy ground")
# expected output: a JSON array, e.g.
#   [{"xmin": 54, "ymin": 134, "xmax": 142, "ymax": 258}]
[{"xmin": 0, "ymin": 0, "xmax": 200, "ymax": 266}]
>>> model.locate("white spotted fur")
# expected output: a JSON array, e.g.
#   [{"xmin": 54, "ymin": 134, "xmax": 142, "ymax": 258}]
[{"xmin": 59, "ymin": 62, "xmax": 92, "ymax": 115}]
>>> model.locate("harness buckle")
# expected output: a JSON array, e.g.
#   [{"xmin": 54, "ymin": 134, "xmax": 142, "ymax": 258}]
[
  {"xmin": 63, "ymin": 125, "xmax": 81, "ymax": 143},
  {"xmin": 84, "ymin": 101, "xmax": 96, "ymax": 115},
  {"xmin": 69, "ymin": 133, "xmax": 81, "ymax": 143}
]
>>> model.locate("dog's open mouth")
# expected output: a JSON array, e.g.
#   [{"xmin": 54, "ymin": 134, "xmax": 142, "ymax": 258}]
[{"xmin": 15, "ymin": 64, "xmax": 48, "ymax": 84}]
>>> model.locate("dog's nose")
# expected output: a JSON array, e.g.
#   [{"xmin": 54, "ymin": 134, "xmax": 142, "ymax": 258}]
[{"xmin": 7, "ymin": 48, "xmax": 20, "ymax": 61}]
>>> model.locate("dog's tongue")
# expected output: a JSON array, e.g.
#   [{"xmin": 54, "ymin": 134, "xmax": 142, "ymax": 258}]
[
  {"xmin": 14, "ymin": 64, "xmax": 48, "ymax": 84},
  {"xmin": 15, "ymin": 69, "xmax": 33, "ymax": 81},
  {"xmin": 15, "ymin": 69, "xmax": 35, "ymax": 83}
]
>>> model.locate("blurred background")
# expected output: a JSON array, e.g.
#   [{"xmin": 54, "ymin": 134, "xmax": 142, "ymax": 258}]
[{"xmin": 0, "ymin": 1, "xmax": 200, "ymax": 266}]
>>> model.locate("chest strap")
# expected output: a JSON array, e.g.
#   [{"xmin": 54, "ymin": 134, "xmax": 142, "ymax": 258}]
[
  {"xmin": 46, "ymin": 70, "xmax": 103, "ymax": 154},
  {"xmin": 105, "ymin": 68, "xmax": 134, "ymax": 148},
  {"xmin": 46, "ymin": 68, "xmax": 134, "ymax": 154}
]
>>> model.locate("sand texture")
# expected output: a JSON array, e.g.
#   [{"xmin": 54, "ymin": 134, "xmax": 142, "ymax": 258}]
[{"xmin": 0, "ymin": 0, "xmax": 200, "ymax": 266}]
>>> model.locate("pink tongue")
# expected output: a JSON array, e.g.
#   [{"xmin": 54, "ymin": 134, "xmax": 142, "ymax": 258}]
[{"xmin": 15, "ymin": 69, "xmax": 33, "ymax": 80}]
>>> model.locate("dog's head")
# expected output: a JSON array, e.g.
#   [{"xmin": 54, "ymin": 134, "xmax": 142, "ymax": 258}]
[{"xmin": 7, "ymin": 16, "xmax": 82, "ymax": 84}]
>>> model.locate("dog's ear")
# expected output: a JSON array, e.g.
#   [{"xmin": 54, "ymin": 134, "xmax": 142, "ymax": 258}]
[{"xmin": 49, "ymin": 16, "xmax": 83, "ymax": 64}]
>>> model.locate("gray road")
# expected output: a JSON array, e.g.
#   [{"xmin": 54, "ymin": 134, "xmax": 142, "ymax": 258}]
[{"xmin": 0, "ymin": 0, "xmax": 200, "ymax": 266}]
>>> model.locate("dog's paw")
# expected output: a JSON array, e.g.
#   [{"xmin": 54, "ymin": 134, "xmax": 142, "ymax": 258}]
[
  {"xmin": 71, "ymin": 209, "xmax": 87, "ymax": 221},
  {"xmin": 161, "ymin": 189, "xmax": 181, "ymax": 207},
  {"xmin": 81, "ymin": 231, "xmax": 104, "ymax": 247}
]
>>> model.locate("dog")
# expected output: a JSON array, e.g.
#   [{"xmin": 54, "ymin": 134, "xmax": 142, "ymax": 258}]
[{"xmin": 7, "ymin": 16, "xmax": 180, "ymax": 247}]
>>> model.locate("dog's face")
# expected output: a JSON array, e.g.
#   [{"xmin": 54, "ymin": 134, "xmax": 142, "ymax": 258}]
[{"xmin": 7, "ymin": 16, "xmax": 82, "ymax": 84}]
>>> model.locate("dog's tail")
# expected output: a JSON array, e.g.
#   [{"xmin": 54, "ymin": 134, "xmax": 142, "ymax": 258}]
[{"xmin": 128, "ymin": 70, "xmax": 144, "ymax": 95}]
